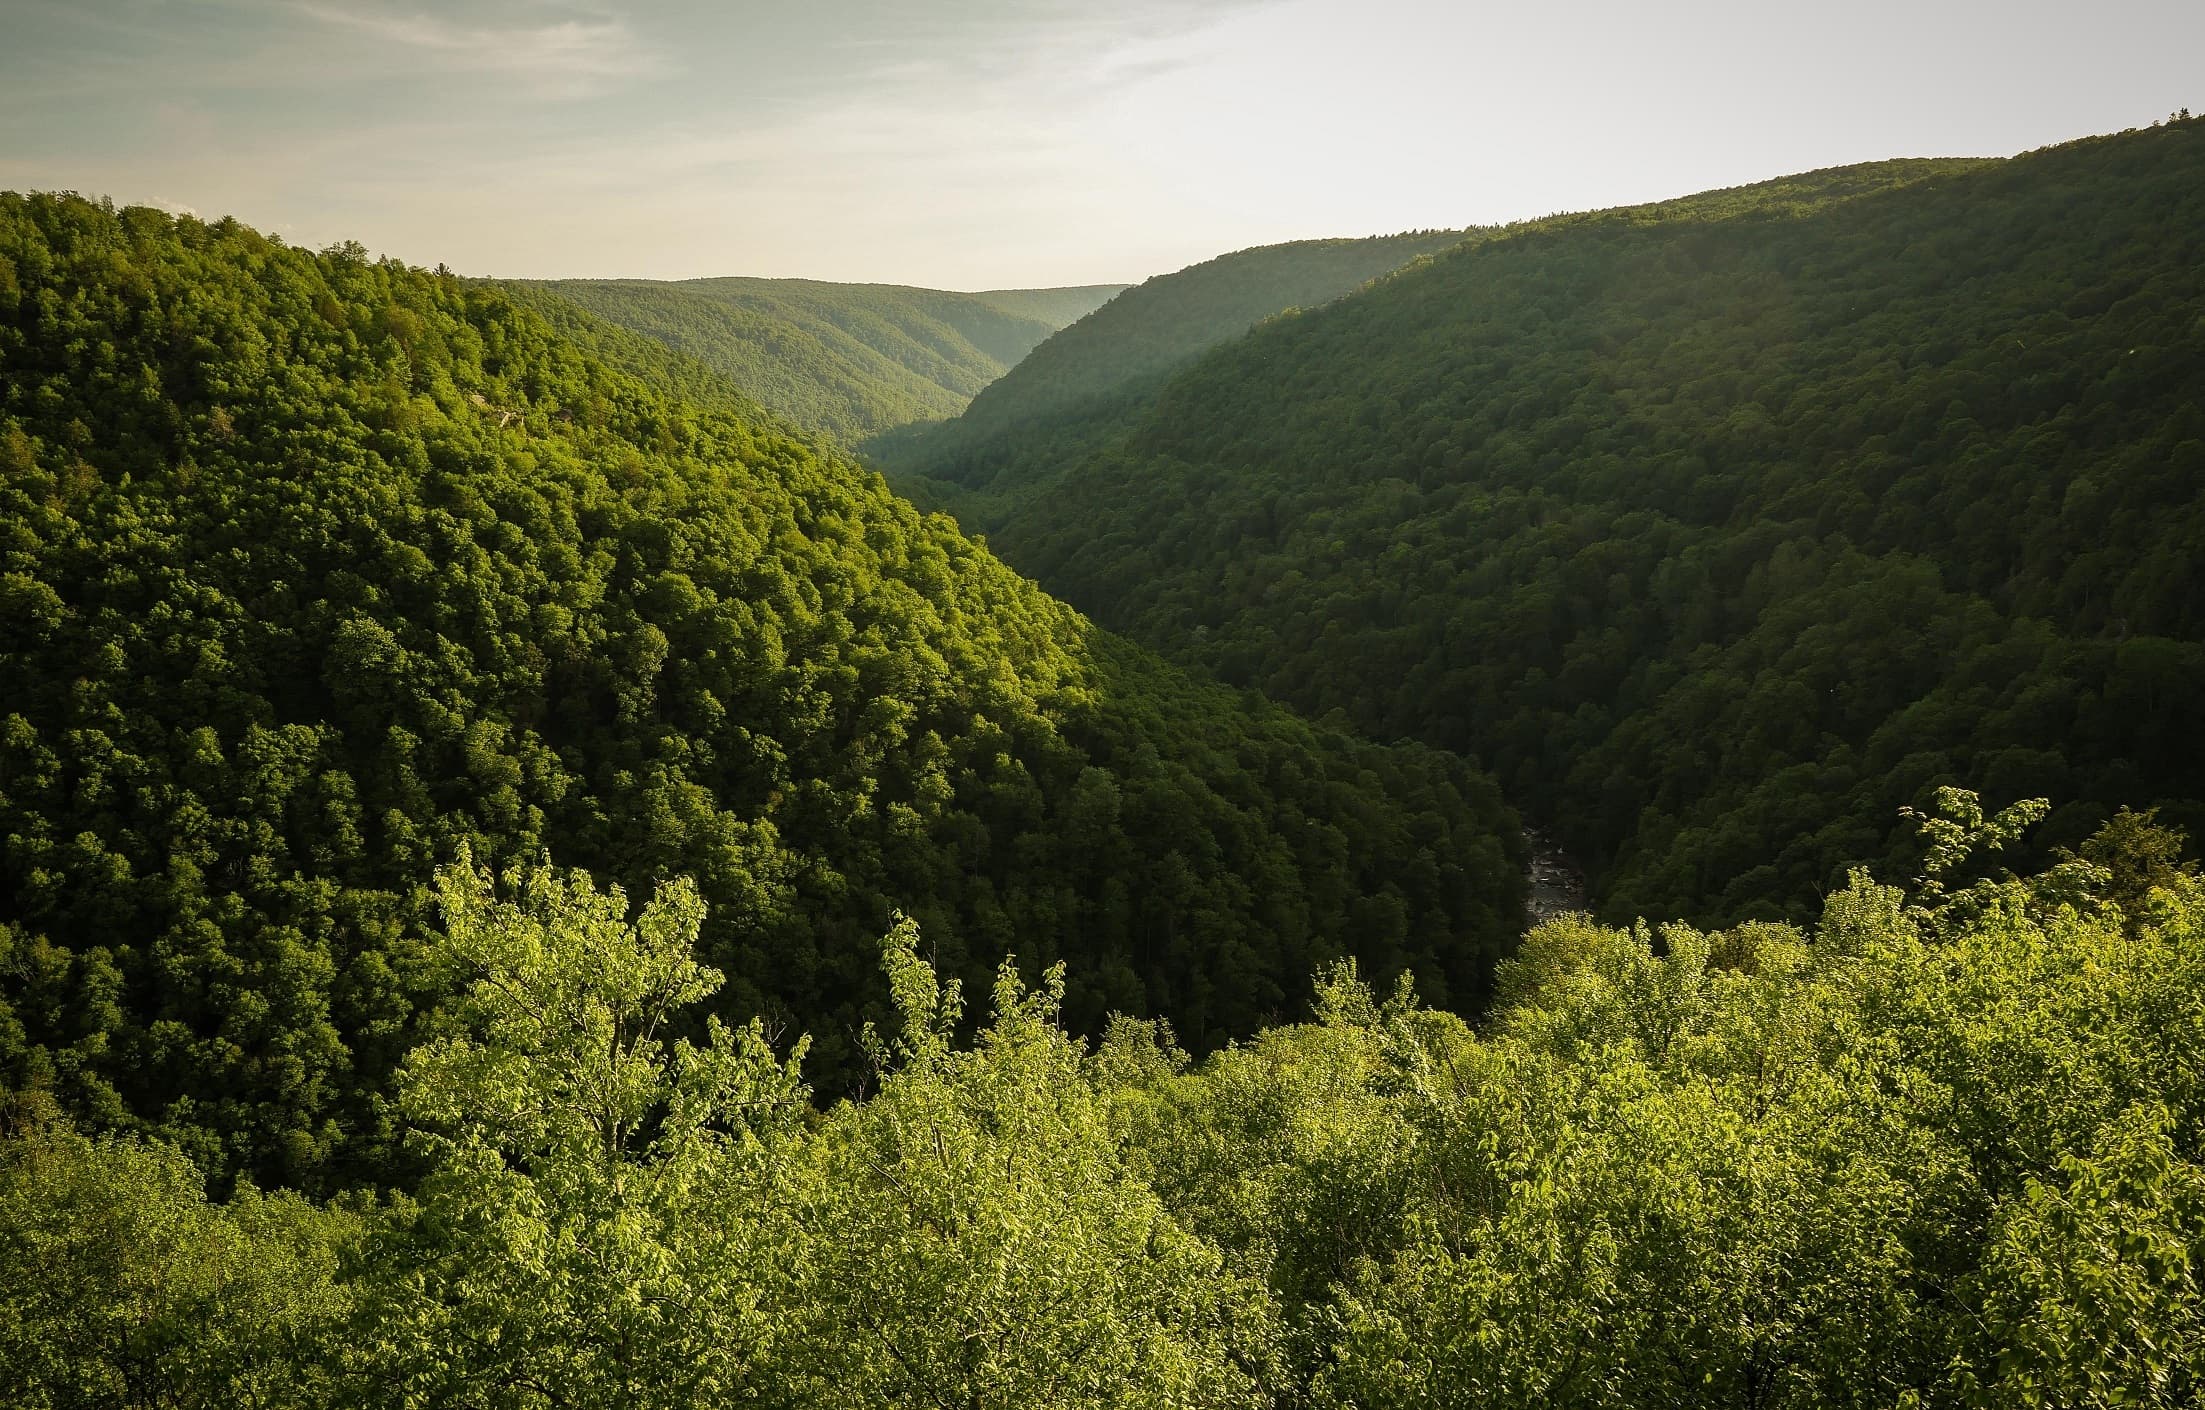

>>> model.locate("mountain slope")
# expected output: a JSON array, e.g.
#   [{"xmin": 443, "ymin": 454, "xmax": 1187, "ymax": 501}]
[
  {"xmin": 865, "ymin": 230, "xmax": 1469, "ymax": 486},
  {"xmin": 0, "ymin": 193, "xmax": 1518, "ymax": 1187},
  {"xmin": 926, "ymin": 125, "xmax": 2205, "ymax": 923},
  {"xmin": 966, "ymin": 284, "xmax": 1132, "ymax": 327},
  {"xmin": 511, "ymin": 276, "xmax": 1123, "ymax": 443}
]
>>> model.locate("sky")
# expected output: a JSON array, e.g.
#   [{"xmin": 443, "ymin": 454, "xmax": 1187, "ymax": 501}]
[{"xmin": 3, "ymin": 0, "xmax": 2200, "ymax": 289}]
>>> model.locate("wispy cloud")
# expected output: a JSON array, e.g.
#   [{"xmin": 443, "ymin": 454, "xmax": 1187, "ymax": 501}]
[
  {"xmin": 827, "ymin": 0, "xmax": 1261, "ymax": 94},
  {"xmin": 295, "ymin": 2, "xmax": 666, "ymax": 96},
  {"xmin": 21, "ymin": 0, "xmax": 2191, "ymax": 290}
]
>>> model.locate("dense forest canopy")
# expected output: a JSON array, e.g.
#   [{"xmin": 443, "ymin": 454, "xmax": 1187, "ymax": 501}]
[
  {"xmin": 894, "ymin": 122, "xmax": 2205, "ymax": 925},
  {"xmin": 867, "ymin": 229, "xmax": 1471, "ymax": 488},
  {"xmin": 8, "ymin": 105, "xmax": 2205, "ymax": 1406},
  {"xmin": 507, "ymin": 275, "xmax": 1123, "ymax": 443},
  {"xmin": 0, "ymin": 192, "xmax": 1520, "ymax": 1190},
  {"xmin": 6, "ymin": 794, "xmax": 2203, "ymax": 1407}
]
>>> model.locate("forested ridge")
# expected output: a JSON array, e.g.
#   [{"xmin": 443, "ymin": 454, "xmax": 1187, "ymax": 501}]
[
  {"xmin": 867, "ymin": 229, "xmax": 1469, "ymax": 489},
  {"xmin": 509, "ymin": 275, "xmax": 1123, "ymax": 443},
  {"xmin": 871, "ymin": 167, "xmax": 1980, "ymax": 503},
  {"xmin": 904, "ymin": 121, "xmax": 2205, "ymax": 924},
  {"xmin": 0, "ymin": 192, "xmax": 1519, "ymax": 1190}
]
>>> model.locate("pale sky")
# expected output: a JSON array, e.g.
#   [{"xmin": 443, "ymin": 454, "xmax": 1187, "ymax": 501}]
[{"xmin": 3, "ymin": 0, "xmax": 2199, "ymax": 289}]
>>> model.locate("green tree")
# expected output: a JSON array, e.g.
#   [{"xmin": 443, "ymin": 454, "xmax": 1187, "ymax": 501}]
[
  {"xmin": 1961, "ymin": 1104, "xmax": 2205, "ymax": 1407},
  {"xmin": 0, "ymin": 1100, "xmax": 355, "ymax": 1409},
  {"xmin": 348, "ymin": 853, "xmax": 811, "ymax": 1408},
  {"xmin": 788, "ymin": 917, "xmax": 1267, "ymax": 1408}
]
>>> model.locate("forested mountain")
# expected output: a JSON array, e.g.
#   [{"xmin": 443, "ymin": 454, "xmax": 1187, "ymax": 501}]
[
  {"xmin": 507, "ymin": 275, "xmax": 1123, "ymax": 442},
  {"xmin": 909, "ymin": 121, "xmax": 2205, "ymax": 925},
  {"xmin": 9, "ymin": 124, "xmax": 2205, "ymax": 1410},
  {"xmin": 0, "ymin": 192, "xmax": 1519, "ymax": 1189},
  {"xmin": 866, "ymin": 229, "xmax": 1468, "ymax": 485}
]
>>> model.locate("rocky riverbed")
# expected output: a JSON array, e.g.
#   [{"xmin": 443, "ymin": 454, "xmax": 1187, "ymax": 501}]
[{"xmin": 1523, "ymin": 826, "xmax": 1588, "ymax": 926}]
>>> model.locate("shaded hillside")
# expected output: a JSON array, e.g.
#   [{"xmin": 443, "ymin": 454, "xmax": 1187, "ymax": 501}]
[
  {"xmin": 929, "ymin": 125, "xmax": 2205, "ymax": 924},
  {"xmin": 512, "ymin": 276, "xmax": 1122, "ymax": 442},
  {"xmin": 0, "ymin": 193, "xmax": 1519, "ymax": 1188},
  {"xmin": 866, "ymin": 230, "xmax": 1468, "ymax": 486}
]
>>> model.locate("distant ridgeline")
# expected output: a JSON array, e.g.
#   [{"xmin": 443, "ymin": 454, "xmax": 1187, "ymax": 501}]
[
  {"xmin": 505, "ymin": 276, "xmax": 1124, "ymax": 443},
  {"xmin": 868, "ymin": 229, "xmax": 1467, "ymax": 497},
  {"xmin": 0, "ymin": 192, "xmax": 1520, "ymax": 1188},
  {"xmin": 883, "ymin": 121, "xmax": 2205, "ymax": 925}
]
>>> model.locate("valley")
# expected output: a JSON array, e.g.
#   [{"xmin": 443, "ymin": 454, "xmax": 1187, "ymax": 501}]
[
  {"xmin": 508, "ymin": 275, "xmax": 1124, "ymax": 443},
  {"xmin": 4, "ymin": 109, "xmax": 2203, "ymax": 1410},
  {"xmin": 871, "ymin": 123, "xmax": 2205, "ymax": 932}
]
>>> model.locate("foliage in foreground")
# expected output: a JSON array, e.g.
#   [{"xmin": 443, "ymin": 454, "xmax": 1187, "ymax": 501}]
[{"xmin": 4, "ymin": 793, "xmax": 2201, "ymax": 1407}]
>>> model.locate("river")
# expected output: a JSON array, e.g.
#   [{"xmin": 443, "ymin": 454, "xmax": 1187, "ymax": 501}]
[{"xmin": 1522, "ymin": 826, "xmax": 1588, "ymax": 927}]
